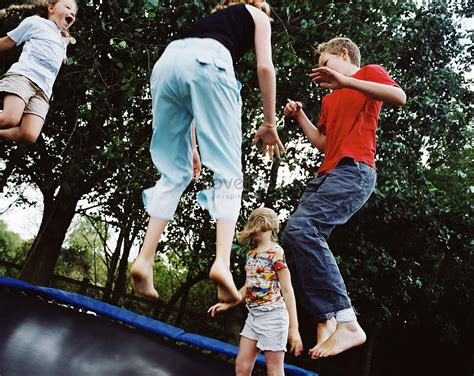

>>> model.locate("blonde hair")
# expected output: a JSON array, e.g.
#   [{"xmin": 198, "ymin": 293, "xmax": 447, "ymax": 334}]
[
  {"xmin": 314, "ymin": 37, "xmax": 361, "ymax": 67},
  {"xmin": 237, "ymin": 207, "xmax": 280, "ymax": 245},
  {"xmin": 0, "ymin": 0, "xmax": 77, "ymax": 44},
  {"xmin": 213, "ymin": 0, "xmax": 271, "ymax": 18}
]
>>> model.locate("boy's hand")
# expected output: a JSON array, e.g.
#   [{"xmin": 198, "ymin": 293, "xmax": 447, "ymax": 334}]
[
  {"xmin": 252, "ymin": 125, "xmax": 285, "ymax": 160},
  {"xmin": 192, "ymin": 148, "xmax": 201, "ymax": 180},
  {"xmin": 207, "ymin": 302, "xmax": 237, "ymax": 317},
  {"xmin": 284, "ymin": 99, "xmax": 302, "ymax": 118},
  {"xmin": 309, "ymin": 66, "xmax": 349, "ymax": 90},
  {"xmin": 288, "ymin": 327, "xmax": 304, "ymax": 356}
]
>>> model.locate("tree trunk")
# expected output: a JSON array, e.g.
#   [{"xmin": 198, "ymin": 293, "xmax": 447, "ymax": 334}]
[
  {"xmin": 264, "ymin": 158, "xmax": 280, "ymax": 208},
  {"xmin": 159, "ymin": 271, "xmax": 206, "ymax": 323},
  {"xmin": 19, "ymin": 186, "xmax": 79, "ymax": 286},
  {"xmin": 110, "ymin": 226, "xmax": 137, "ymax": 305},
  {"xmin": 174, "ymin": 287, "xmax": 190, "ymax": 327},
  {"xmin": 102, "ymin": 225, "xmax": 126, "ymax": 302}
]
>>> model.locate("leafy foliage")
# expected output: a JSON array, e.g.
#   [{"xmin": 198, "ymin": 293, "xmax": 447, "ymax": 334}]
[{"xmin": 0, "ymin": 0, "xmax": 472, "ymax": 374}]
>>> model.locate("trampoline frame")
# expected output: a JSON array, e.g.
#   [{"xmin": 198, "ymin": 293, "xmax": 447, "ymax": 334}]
[{"xmin": 0, "ymin": 276, "xmax": 317, "ymax": 376}]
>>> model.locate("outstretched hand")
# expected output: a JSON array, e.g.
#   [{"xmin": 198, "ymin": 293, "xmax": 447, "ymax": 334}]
[
  {"xmin": 289, "ymin": 327, "xmax": 304, "ymax": 356},
  {"xmin": 309, "ymin": 66, "xmax": 349, "ymax": 90},
  {"xmin": 208, "ymin": 302, "xmax": 238, "ymax": 317},
  {"xmin": 252, "ymin": 125, "xmax": 285, "ymax": 160}
]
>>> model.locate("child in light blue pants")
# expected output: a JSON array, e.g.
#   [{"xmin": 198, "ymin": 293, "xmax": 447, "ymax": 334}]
[
  {"xmin": 143, "ymin": 38, "xmax": 243, "ymax": 222},
  {"xmin": 131, "ymin": 2, "xmax": 285, "ymax": 304}
]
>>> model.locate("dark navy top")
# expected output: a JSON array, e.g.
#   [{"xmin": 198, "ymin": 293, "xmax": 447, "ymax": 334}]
[{"xmin": 184, "ymin": 4, "xmax": 255, "ymax": 63}]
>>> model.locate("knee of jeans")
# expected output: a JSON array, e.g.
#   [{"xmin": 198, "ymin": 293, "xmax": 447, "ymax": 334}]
[{"xmin": 282, "ymin": 217, "xmax": 305, "ymax": 241}]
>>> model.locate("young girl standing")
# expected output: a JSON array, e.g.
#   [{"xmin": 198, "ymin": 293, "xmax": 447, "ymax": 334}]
[
  {"xmin": 208, "ymin": 207, "xmax": 303, "ymax": 375},
  {"xmin": 131, "ymin": 1, "xmax": 285, "ymax": 303},
  {"xmin": 0, "ymin": 0, "xmax": 77, "ymax": 144}
]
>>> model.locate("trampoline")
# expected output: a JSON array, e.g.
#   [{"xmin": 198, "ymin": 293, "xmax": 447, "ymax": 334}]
[{"xmin": 0, "ymin": 277, "xmax": 317, "ymax": 376}]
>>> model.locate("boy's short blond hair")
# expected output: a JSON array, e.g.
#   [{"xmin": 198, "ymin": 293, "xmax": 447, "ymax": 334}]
[{"xmin": 314, "ymin": 37, "xmax": 361, "ymax": 67}]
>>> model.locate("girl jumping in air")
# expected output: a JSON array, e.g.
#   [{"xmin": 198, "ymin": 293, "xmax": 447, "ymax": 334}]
[
  {"xmin": 131, "ymin": 0, "xmax": 285, "ymax": 303},
  {"xmin": 208, "ymin": 207, "xmax": 303, "ymax": 376},
  {"xmin": 0, "ymin": 0, "xmax": 77, "ymax": 144}
]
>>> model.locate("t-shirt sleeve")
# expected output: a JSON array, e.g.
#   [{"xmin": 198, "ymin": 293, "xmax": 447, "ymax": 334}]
[
  {"xmin": 7, "ymin": 16, "xmax": 36, "ymax": 45},
  {"xmin": 364, "ymin": 64, "xmax": 400, "ymax": 87},
  {"xmin": 273, "ymin": 246, "xmax": 288, "ymax": 271}
]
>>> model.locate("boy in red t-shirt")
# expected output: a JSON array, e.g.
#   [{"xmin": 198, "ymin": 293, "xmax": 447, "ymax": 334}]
[{"xmin": 281, "ymin": 37, "xmax": 406, "ymax": 359}]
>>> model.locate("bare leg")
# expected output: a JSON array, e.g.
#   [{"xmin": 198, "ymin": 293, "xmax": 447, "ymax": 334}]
[
  {"xmin": 264, "ymin": 351, "xmax": 285, "ymax": 376},
  {"xmin": 235, "ymin": 336, "xmax": 260, "ymax": 376},
  {"xmin": 311, "ymin": 320, "xmax": 366, "ymax": 358},
  {"xmin": 0, "ymin": 94, "xmax": 25, "ymax": 129},
  {"xmin": 308, "ymin": 317, "xmax": 337, "ymax": 358},
  {"xmin": 209, "ymin": 219, "xmax": 240, "ymax": 303},
  {"xmin": 0, "ymin": 113, "xmax": 44, "ymax": 143},
  {"xmin": 130, "ymin": 217, "xmax": 168, "ymax": 299}
]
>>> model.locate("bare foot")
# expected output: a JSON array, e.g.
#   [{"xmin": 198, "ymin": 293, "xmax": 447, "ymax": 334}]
[
  {"xmin": 308, "ymin": 317, "xmax": 337, "ymax": 358},
  {"xmin": 311, "ymin": 321, "xmax": 366, "ymax": 359},
  {"xmin": 130, "ymin": 258, "xmax": 159, "ymax": 299},
  {"xmin": 209, "ymin": 260, "xmax": 240, "ymax": 303}
]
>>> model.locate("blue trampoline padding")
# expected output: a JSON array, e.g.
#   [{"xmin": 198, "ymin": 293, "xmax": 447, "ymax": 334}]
[{"xmin": 0, "ymin": 276, "xmax": 318, "ymax": 376}]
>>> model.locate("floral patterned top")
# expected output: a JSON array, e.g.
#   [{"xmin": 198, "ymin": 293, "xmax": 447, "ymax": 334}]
[{"xmin": 245, "ymin": 244, "xmax": 288, "ymax": 307}]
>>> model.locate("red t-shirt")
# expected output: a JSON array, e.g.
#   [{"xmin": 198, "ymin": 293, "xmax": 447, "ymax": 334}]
[{"xmin": 317, "ymin": 64, "xmax": 399, "ymax": 176}]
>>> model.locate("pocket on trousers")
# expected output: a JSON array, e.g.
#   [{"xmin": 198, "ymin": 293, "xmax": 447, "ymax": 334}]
[
  {"xmin": 195, "ymin": 54, "xmax": 236, "ymax": 92},
  {"xmin": 196, "ymin": 54, "xmax": 227, "ymax": 74},
  {"xmin": 196, "ymin": 55, "xmax": 213, "ymax": 65}
]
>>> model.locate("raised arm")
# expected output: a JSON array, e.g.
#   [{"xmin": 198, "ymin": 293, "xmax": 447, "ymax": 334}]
[
  {"xmin": 278, "ymin": 267, "xmax": 303, "ymax": 356},
  {"xmin": 344, "ymin": 76, "xmax": 405, "ymax": 106},
  {"xmin": 0, "ymin": 36, "xmax": 16, "ymax": 53},
  {"xmin": 285, "ymin": 100, "xmax": 326, "ymax": 152},
  {"xmin": 310, "ymin": 66, "xmax": 406, "ymax": 106}
]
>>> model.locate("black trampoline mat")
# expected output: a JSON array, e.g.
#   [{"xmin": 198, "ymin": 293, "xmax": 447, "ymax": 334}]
[{"xmin": 0, "ymin": 288, "xmax": 235, "ymax": 375}]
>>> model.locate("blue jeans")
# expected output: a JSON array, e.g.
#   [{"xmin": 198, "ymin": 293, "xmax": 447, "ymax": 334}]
[
  {"xmin": 281, "ymin": 158, "xmax": 376, "ymax": 323},
  {"xmin": 143, "ymin": 38, "xmax": 243, "ymax": 221}
]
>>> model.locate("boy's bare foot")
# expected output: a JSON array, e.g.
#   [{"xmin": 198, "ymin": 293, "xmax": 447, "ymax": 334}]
[
  {"xmin": 308, "ymin": 317, "xmax": 337, "ymax": 358},
  {"xmin": 310, "ymin": 321, "xmax": 366, "ymax": 359},
  {"xmin": 209, "ymin": 260, "xmax": 240, "ymax": 303},
  {"xmin": 130, "ymin": 258, "xmax": 159, "ymax": 299}
]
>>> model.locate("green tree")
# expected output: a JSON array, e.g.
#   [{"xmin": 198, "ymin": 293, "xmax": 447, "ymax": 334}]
[
  {"xmin": 55, "ymin": 216, "xmax": 109, "ymax": 284},
  {"xmin": 0, "ymin": 219, "xmax": 26, "ymax": 263},
  {"xmin": 0, "ymin": 1, "xmax": 471, "ymax": 374}
]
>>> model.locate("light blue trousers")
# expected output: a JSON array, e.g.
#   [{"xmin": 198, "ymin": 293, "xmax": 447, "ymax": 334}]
[{"xmin": 143, "ymin": 38, "xmax": 243, "ymax": 221}]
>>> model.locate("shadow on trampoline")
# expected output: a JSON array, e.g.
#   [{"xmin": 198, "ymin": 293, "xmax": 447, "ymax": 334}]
[
  {"xmin": 0, "ymin": 277, "xmax": 316, "ymax": 376},
  {"xmin": 0, "ymin": 288, "xmax": 234, "ymax": 375}
]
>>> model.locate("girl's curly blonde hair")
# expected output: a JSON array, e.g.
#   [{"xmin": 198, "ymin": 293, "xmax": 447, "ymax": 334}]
[
  {"xmin": 0, "ymin": 0, "xmax": 77, "ymax": 44},
  {"xmin": 213, "ymin": 0, "xmax": 271, "ymax": 18},
  {"xmin": 236, "ymin": 207, "xmax": 279, "ymax": 245}
]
